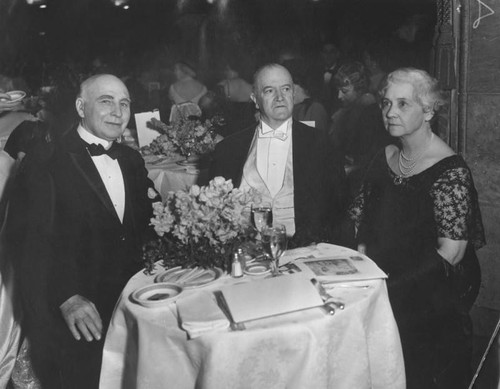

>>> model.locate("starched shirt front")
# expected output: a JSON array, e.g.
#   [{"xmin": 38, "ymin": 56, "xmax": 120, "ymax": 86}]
[
  {"xmin": 256, "ymin": 119, "xmax": 292, "ymax": 198},
  {"xmin": 78, "ymin": 125, "xmax": 125, "ymax": 223}
]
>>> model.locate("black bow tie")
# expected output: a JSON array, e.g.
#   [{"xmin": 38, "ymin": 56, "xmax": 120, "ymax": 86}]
[{"xmin": 87, "ymin": 143, "xmax": 121, "ymax": 160}]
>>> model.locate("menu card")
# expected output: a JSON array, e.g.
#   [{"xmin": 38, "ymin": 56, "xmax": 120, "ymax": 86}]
[
  {"xmin": 219, "ymin": 274, "xmax": 324, "ymax": 324},
  {"xmin": 294, "ymin": 255, "xmax": 387, "ymax": 282},
  {"xmin": 135, "ymin": 110, "xmax": 160, "ymax": 148}
]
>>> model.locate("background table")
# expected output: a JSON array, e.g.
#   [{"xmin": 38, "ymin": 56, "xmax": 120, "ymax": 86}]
[
  {"xmin": 145, "ymin": 156, "xmax": 209, "ymax": 198},
  {"xmin": 100, "ymin": 244, "xmax": 405, "ymax": 389}
]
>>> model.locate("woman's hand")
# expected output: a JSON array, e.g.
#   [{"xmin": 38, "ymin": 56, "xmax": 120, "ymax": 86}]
[{"xmin": 437, "ymin": 237, "xmax": 467, "ymax": 266}]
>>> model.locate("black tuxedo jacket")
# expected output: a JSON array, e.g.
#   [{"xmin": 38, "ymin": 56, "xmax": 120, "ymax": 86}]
[
  {"xmin": 10, "ymin": 128, "xmax": 156, "ymax": 328},
  {"xmin": 209, "ymin": 120, "xmax": 348, "ymax": 246}
]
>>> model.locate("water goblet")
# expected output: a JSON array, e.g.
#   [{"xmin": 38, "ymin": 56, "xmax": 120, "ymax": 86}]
[
  {"xmin": 261, "ymin": 224, "xmax": 287, "ymax": 277},
  {"xmin": 251, "ymin": 202, "xmax": 273, "ymax": 235}
]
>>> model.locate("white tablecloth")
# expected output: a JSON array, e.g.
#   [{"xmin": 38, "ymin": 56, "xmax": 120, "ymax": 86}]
[
  {"xmin": 100, "ymin": 244, "xmax": 405, "ymax": 389},
  {"xmin": 146, "ymin": 157, "xmax": 209, "ymax": 198}
]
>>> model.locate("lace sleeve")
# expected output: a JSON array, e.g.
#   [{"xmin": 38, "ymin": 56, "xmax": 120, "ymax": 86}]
[
  {"xmin": 430, "ymin": 167, "xmax": 484, "ymax": 247},
  {"xmin": 348, "ymin": 184, "xmax": 368, "ymax": 234}
]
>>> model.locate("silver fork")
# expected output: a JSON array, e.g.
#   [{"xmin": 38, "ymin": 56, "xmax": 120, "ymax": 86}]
[{"xmin": 311, "ymin": 278, "xmax": 345, "ymax": 310}]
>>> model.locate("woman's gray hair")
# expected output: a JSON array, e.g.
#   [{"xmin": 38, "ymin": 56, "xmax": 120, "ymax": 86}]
[{"xmin": 379, "ymin": 67, "xmax": 445, "ymax": 113}]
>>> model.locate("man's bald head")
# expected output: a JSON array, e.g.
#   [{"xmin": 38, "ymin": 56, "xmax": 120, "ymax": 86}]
[{"xmin": 75, "ymin": 74, "xmax": 131, "ymax": 142}]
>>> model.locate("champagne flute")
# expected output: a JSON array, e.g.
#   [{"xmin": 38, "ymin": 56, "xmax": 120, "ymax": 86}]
[
  {"xmin": 251, "ymin": 203, "xmax": 273, "ymax": 235},
  {"xmin": 261, "ymin": 224, "xmax": 287, "ymax": 277}
]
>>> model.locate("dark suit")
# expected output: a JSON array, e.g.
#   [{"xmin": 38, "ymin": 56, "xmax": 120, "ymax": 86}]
[
  {"xmin": 209, "ymin": 120, "xmax": 348, "ymax": 247},
  {"xmin": 321, "ymin": 62, "xmax": 342, "ymax": 116},
  {"xmin": 8, "ymin": 128, "xmax": 156, "ymax": 388}
]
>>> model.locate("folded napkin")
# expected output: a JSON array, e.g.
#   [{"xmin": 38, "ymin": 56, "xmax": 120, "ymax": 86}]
[{"xmin": 176, "ymin": 291, "xmax": 230, "ymax": 339}]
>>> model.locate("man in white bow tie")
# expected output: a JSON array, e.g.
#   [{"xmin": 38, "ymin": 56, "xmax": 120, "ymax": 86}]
[
  {"xmin": 7, "ymin": 74, "xmax": 158, "ymax": 388},
  {"xmin": 209, "ymin": 63, "xmax": 348, "ymax": 247}
]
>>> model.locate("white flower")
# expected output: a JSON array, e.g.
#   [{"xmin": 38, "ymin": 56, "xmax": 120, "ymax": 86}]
[{"xmin": 148, "ymin": 187, "xmax": 159, "ymax": 199}]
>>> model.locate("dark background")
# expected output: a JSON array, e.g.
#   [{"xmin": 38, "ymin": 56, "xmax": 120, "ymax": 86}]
[{"xmin": 0, "ymin": 0, "xmax": 436, "ymax": 90}]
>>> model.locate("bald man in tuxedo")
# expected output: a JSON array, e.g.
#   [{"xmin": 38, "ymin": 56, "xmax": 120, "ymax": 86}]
[{"xmin": 8, "ymin": 74, "xmax": 157, "ymax": 388}]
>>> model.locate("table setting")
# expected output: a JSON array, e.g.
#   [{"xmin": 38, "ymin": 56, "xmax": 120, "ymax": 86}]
[
  {"xmin": 100, "ymin": 243, "xmax": 405, "ymax": 389},
  {"xmin": 99, "ymin": 177, "xmax": 405, "ymax": 388},
  {"xmin": 138, "ymin": 115, "xmax": 223, "ymax": 197}
]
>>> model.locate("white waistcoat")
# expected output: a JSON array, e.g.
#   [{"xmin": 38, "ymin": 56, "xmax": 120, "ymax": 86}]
[{"xmin": 240, "ymin": 131, "xmax": 295, "ymax": 237}]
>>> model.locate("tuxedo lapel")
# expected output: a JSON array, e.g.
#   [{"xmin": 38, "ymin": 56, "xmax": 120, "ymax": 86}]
[
  {"xmin": 63, "ymin": 131, "xmax": 121, "ymax": 222},
  {"xmin": 291, "ymin": 121, "xmax": 310, "ymax": 191}
]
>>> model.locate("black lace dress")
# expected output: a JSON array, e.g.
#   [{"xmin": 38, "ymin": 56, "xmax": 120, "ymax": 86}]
[{"xmin": 349, "ymin": 151, "xmax": 485, "ymax": 389}]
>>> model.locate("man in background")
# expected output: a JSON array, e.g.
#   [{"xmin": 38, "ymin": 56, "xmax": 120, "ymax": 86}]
[{"xmin": 320, "ymin": 42, "xmax": 343, "ymax": 115}]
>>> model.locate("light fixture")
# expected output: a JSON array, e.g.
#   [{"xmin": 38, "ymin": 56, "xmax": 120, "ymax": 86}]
[
  {"xmin": 123, "ymin": 5, "xmax": 130, "ymax": 9},
  {"xmin": 112, "ymin": 0, "xmax": 129, "ymax": 6},
  {"xmin": 39, "ymin": 4, "xmax": 47, "ymax": 8}
]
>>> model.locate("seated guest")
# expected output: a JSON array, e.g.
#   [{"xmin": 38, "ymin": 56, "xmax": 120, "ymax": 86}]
[
  {"xmin": 6, "ymin": 74, "xmax": 158, "ymax": 388},
  {"xmin": 215, "ymin": 59, "xmax": 256, "ymax": 137},
  {"xmin": 329, "ymin": 61, "xmax": 393, "ymax": 194},
  {"xmin": 283, "ymin": 58, "xmax": 329, "ymax": 131},
  {"xmin": 4, "ymin": 119, "xmax": 51, "ymax": 161},
  {"xmin": 349, "ymin": 68, "xmax": 485, "ymax": 389},
  {"xmin": 217, "ymin": 60, "xmax": 253, "ymax": 103},
  {"xmin": 168, "ymin": 61, "xmax": 207, "ymax": 105},
  {"xmin": 318, "ymin": 42, "xmax": 343, "ymax": 116},
  {"xmin": 0, "ymin": 76, "xmax": 38, "ymax": 149},
  {"xmin": 209, "ymin": 63, "xmax": 348, "ymax": 247}
]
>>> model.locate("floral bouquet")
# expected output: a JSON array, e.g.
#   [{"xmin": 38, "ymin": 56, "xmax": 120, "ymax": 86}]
[
  {"xmin": 143, "ymin": 177, "xmax": 261, "ymax": 273},
  {"xmin": 141, "ymin": 116, "xmax": 223, "ymax": 159}
]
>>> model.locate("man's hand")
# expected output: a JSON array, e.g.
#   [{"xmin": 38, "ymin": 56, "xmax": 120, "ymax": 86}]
[{"xmin": 60, "ymin": 295, "xmax": 103, "ymax": 342}]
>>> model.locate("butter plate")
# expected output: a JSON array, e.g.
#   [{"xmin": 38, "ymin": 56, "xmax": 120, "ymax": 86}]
[
  {"xmin": 131, "ymin": 282, "xmax": 183, "ymax": 307},
  {"xmin": 244, "ymin": 262, "xmax": 271, "ymax": 276}
]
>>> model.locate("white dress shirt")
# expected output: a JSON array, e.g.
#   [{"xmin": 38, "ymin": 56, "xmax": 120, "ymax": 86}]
[
  {"xmin": 256, "ymin": 119, "xmax": 292, "ymax": 198},
  {"xmin": 78, "ymin": 126, "xmax": 125, "ymax": 223}
]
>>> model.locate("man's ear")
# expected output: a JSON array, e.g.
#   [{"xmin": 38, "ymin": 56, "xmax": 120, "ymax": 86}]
[
  {"xmin": 250, "ymin": 93, "xmax": 259, "ymax": 110},
  {"xmin": 75, "ymin": 97, "xmax": 85, "ymax": 119}
]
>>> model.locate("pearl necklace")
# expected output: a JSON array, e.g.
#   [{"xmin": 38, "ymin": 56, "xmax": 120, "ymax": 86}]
[{"xmin": 398, "ymin": 133, "xmax": 434, "ymax": 177}]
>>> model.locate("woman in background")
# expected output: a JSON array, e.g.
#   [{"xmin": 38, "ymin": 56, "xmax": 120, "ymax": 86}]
[
  {"xmin": 214, "ymin": 58, "xmax": 256, "ymax": 137},
  {"xmin": 349, "ymin": 68, "xmax": 485, "ymax": 388},
  {"xmin": 168, "ymin": 61, "xmax": 207, "ymax": 105}
]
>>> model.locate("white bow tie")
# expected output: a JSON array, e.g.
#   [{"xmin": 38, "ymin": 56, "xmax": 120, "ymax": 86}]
[{"xmin": 259, "ymin": 130, "xmax": 288, "ymax": 141}]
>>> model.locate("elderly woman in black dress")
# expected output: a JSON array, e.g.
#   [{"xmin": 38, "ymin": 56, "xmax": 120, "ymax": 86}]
[{"xmin": 349, "ymin": 68, "xmax": 485, "ymax": 389}]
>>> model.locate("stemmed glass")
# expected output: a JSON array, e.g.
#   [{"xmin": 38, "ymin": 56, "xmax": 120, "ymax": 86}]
[
  {"xmin": 261, "ymin": 224, "xmax": 287, "ymax": 277},
  {"xmin": 251, "ymin": 202, "xmax": 273, "ymax": 236}
]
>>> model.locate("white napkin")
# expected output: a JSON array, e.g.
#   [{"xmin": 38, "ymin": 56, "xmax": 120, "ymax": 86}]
[{"xmin": 176, "ymin": 291, "xmax": 230, "ymax": 339}]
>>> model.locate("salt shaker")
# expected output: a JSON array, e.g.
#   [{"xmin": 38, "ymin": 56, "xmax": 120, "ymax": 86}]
[{"xmin": 231, "ymin": 252, "xmax": 243, "ymax": 278}]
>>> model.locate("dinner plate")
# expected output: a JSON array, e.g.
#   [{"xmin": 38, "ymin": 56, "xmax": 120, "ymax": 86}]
[
  {"xmin": 244, "ymin": 262, "xmax": 271, "ymax": 276},
  {"xmin": 131, "ymin": 282, "xmax": 183, "ymax": 307},
  {"xmin": 155, "ymin": 266, "xmax": 223, "ymax": 289},
  {"xmin": 0, "ymin": 90, "xmax": 26, "ymax": 104}
]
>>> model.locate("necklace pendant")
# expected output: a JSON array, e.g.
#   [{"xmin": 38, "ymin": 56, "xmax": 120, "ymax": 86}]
[{"xmin": 394, "ymin": 175, "xmax": 405, "ymax": 185}]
